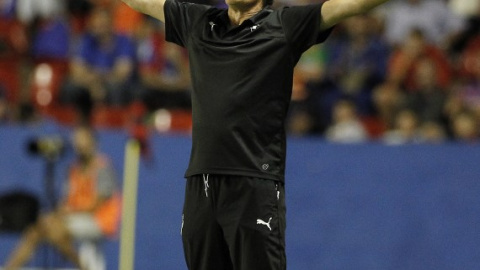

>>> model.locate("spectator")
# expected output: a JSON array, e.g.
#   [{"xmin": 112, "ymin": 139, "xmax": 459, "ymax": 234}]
[
  {"xmin": 3, "ymin": 126, "xmax": 121, "ymax": 270},
  {"xmin": 419, "ymin": 121, "xmax": 447, "ymax": 143},
  {"xmin": 382, "ymin": 0, "xmax": 465, "ymax": 48},
  {"xmin": 323, "ymin": 14, "xmax": 390, "ymax": 116},
  {"xmin": 0, "ymin": 1, "xmax": 29, "ymax": 122},
  {"xmin": 0, "ymin": 2, "xmax": 28, "ymax": 57},
  {"xmin": 382, "ymin": 109, "xmax": 422, "ymax": 144},
  {"xmin": 404, "ymin": 57, "xmax": 448, "ymax": 124},
  {"xmin": 445, "ymin": 37, "xmax": 480, "ymax": 132},
  {"xmin": 286, "ymin": 108, "xmax": 316, "ymax": 136},
  {"xmin": 27, "ymin": 0, "xmax": 70, "ymax": 118},
  {"xmin": 135, "ymin": 17, "xmax": 191, "ymax": 113},
  {"xmin": 388, "ymin": 29, "xmax": 452, "ymax": 92},
  {"xmin": 287, "ymin": 44, "xmax": 327, "ymax": 135},
  {"xmin": 11, "ymin": 0, "xmax": 69, "ymax": 62},
  {"xmin": 30, "ymin": 14, "xmax": 70, "ymax": 62},
  {"xmin": 371, "ymin": 82, "xmax": 405, "ymax": 135},
  {"xmin": 450, "ymin": 110, "xmax": 479, "ymax": 142},
  {"xmin": 325, "ymin": 99, "xmax": 368, "ymax": 143},
  {"xmin": 60, "ymin": 7, "xmax": 136, "ymax": 123}
]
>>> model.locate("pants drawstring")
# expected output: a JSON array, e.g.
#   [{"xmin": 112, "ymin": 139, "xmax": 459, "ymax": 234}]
[{"xmin": 203, "ymin": 174, "xmax": 210, "ymax": 197}]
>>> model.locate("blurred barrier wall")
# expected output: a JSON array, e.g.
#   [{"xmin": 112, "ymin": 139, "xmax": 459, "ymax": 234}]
[{"xmin": 1, "ymin": 125, "xmax": 480, "ymax": 270}]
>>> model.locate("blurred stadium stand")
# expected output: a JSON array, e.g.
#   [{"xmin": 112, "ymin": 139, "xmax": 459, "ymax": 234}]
[{"xmin": 1, "ymin": 125, "xmax": 479, "ymax": 270}]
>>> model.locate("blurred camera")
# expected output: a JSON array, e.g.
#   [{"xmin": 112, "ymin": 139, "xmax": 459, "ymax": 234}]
[{"xmin": 27, "ymin": 136, "xmax": 65, "ymax": 159}]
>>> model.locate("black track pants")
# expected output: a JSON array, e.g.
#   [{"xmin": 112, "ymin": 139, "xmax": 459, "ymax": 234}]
[{"xmin": 181, "ymin": 174, "xmax": 286, "ymax": 270}]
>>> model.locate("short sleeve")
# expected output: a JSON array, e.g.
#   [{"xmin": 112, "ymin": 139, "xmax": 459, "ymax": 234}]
[
  {"xmin": 164, "ymin": 0, "xmax": 211, "ymax": 47},
  {"xmin": 281, "ymin": 4, "xmax": 334, "ymax": 54}
]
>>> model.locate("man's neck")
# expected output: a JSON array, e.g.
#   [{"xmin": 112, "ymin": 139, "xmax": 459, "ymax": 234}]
[{"xmin": 227, "ymin": 2, "xmax": 263, "ymax": 26}]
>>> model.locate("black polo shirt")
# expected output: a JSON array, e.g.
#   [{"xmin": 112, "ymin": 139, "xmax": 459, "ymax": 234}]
[{"xmin": 164, "ymin": 0, "xmax": 332, "ymax": 182}]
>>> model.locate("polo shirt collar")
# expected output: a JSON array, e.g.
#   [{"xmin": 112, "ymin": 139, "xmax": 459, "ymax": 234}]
[{"xmin": 208, "ymin": 6, "xmax": 273, "ymax": 27}]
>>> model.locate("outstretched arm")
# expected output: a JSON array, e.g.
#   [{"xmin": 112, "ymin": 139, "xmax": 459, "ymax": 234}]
[
  {"xmin": 121, "ymin": 0, "xmax": 167, "ymax": 22},
  {"xmin": 320, "ymin": 0, "xmax": 390, "ymax": 30}
]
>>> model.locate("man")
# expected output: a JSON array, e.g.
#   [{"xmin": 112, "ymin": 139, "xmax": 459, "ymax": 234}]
[
  {"xmin": 60, "ymin": 7, "xmax": 136, "ymax": 122},
  {"xmin": 122, "ymin": 0, "xmax": 390, "ymax": 269},
  {"xmin": 4, "ymin": 126, "xmax": 120, "ymax": 270}
]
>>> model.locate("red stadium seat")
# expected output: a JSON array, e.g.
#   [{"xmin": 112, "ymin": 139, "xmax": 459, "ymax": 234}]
[
  {"xmin": 0, "ymin": 60, "xmax": 20, "ymax": 103},
  {"xmin": 43, "ymin": 105, "xmax": 80, "ymax": 126},
  {"xmin": 170, "ymin": 109, "xmax": 192, "ymax": 132},
  {"xmin": 91, "ymin": 106, "xmax": 129, "ymax": 129}
]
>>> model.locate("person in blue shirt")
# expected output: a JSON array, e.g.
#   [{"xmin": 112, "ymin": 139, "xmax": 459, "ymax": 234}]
[{"xmin": 60, "ymin": 7, "xmax": 136, "ymax": 122}]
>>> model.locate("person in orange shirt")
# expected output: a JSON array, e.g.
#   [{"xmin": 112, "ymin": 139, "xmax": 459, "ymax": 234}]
[{"xmin": 4, "ymin": 126, "xmax": 120, "ymax": 270}]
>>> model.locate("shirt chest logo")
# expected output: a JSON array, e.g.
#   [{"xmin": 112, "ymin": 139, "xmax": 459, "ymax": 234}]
[
  {"xmin": 209, "ymin": 21, "xmax": 216, "ymax": 31},
  {"xmin": 250, "ymin": 24, "xmax": 260, "ymax": 32}
]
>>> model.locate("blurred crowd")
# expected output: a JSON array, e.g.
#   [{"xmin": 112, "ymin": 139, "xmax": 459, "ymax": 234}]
[{"xmin": 0, "ymin": 0, "xmax": 479, "ymax": 144}]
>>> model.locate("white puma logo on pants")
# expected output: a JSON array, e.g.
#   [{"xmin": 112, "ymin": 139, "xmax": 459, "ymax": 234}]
[{"xmin": 256, "ymin": 217, "xmax": 272, "ymax": 231}]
